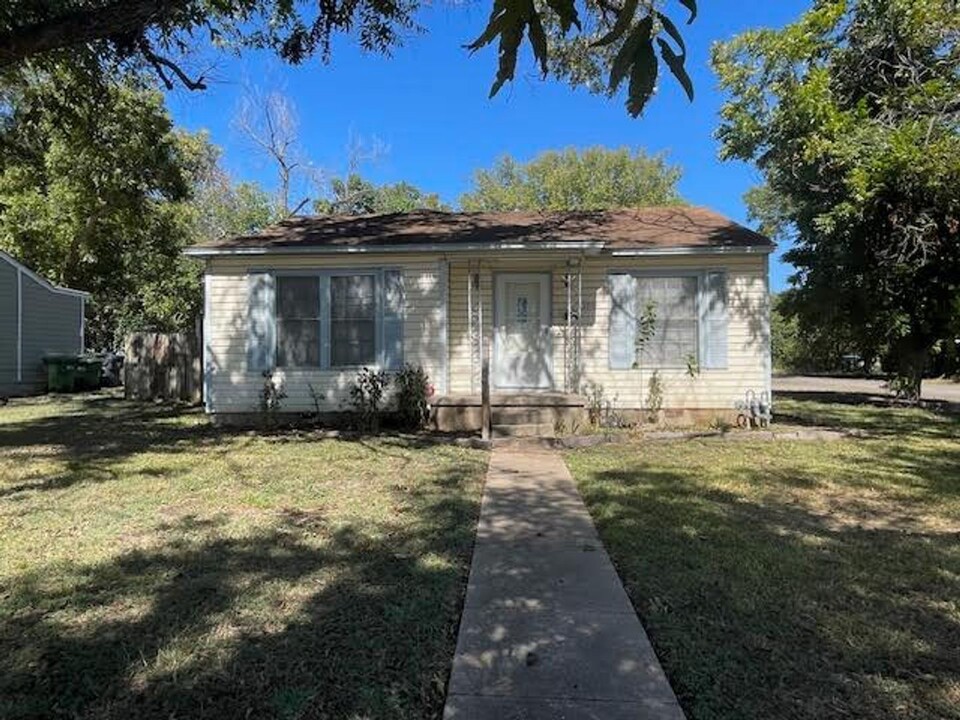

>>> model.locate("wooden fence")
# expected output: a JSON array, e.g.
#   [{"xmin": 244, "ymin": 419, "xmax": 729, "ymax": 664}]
[{"xmin": 124, "ymin": 332, "xmax": 202, "ymax": 403}]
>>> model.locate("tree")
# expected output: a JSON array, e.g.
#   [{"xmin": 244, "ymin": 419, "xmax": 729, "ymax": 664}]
[
  {"xmin": 314, "ymin": 174, "xmax": 446, "ymax": 215},
  {"xmin": 770, "ymin": 292, "xmax": 859, "ymax": 374},
  {"xmin": 713, "ymin": 0, "xmax": 960, "ymax": 398},
  {"xmin": 0, "ymin": 71, "xmax": 196, "ymax": 346},
  {"xmin": 0, "ymin": 70, "xmax": 277, "ymax": 347},
  {"xmin": 460, "ymin": 147, "xmax": 684, "ymax": 211},
  {"xmin": 0, "ymin": 0, "xmax": 698, "ymax": 118},
  {"xmin": 233, "ymin": 88, "xmax": 315, "ymax": 217}
]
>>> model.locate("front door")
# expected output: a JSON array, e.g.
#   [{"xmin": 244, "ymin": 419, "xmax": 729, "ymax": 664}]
[{"xmin": 494, "ymin": 273, "xmax": 552, "ymax": 389}]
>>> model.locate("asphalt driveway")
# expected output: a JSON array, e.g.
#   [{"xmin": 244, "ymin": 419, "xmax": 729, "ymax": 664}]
[{"xmin": 774, "ymin": 375, "xmax": 960, "ymax": 404}]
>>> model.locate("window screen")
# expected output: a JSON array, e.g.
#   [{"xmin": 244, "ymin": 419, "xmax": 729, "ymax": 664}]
[
  {"xmin": 330, "ymin": 275, "xmax": 376, "ymax": 367},
  {"xmin": 636, "ymin": 276, "xmax": 699, "ymax": 366},
  {"xmin": 276, "ymin": 276, "xmax": 320, "ymax": 367}
]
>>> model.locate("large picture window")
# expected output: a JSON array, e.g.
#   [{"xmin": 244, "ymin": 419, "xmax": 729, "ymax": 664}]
[
  {"xmin": 277, "ymin": 276, "xmax": 320, "ymax": 367},
  {"xmin": 274, "ymin": 272, "xmax": 381, "ymax": 369},
  {"xmin": 635, "ymin": 276, "xmax": 699, "ymax": 366}
]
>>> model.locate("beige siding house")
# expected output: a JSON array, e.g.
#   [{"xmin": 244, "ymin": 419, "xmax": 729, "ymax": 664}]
[{"xmin": 186, "ymin": 208, "xmax": 773, "ymax": 430}]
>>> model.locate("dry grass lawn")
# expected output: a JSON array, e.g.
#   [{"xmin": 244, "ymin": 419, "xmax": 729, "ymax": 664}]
[
  {"xmin": 566, "ymin": 396, "xmax": 960, "ymax": 720},
  {"xmin": 0, "ymin": 392, "xmax": 487, "ymax": 720}
]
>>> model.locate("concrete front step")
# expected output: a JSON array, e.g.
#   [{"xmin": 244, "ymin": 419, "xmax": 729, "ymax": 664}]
[
  {"xmin": 491, "ymin": 405, "xmax": 583, "ymax": 425},
  {"xmin": 493, "ymin": 423, "xmax": 557, "ymax": 438},
  {"xmin": 435, "ymin": 394, "xmax": 586, "ymax": 434}
]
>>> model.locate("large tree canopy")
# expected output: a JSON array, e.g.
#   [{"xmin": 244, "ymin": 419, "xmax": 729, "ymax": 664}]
[
  {"xmin": 0, "ymin": 0, "xmax": 697, "ymax": 117},
  {"xmin": 314, "ymin": 173, "xmax": 446, "ymax": 215},
  {"xmin": 0, "ymin": 71, "xmax": 277, "ymax": 347},
  {"xmin": 460, "ymin": 147, "xmax": 683, "ymax": 211},
  {"xmin": 713, "ymin": 0, "xmax": 960, "ymax": 397}
]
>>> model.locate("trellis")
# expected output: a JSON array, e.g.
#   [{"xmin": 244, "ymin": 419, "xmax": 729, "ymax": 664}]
[{"xmin": 562, "ymin": 257, "xmax": 584, "ymax": 393}]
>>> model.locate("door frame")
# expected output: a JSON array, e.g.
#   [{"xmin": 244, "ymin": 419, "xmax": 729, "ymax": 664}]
[{"xmin": 492, "ymin": 272, "xmax": 553, "ymax": 389}]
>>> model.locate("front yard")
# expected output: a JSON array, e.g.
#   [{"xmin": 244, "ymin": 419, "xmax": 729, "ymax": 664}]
[
  {"xmin": 567, "ymin": 397, "xmax": 960, "ymax": 720},
  {"xmin": 0, "ymin": 393, "xmax": 487, "ymax": 719}
]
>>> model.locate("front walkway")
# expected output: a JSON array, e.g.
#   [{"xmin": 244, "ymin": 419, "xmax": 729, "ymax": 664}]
[{"xmin": 444, "ymin": 444, "xmax": 685, "ymax": 719}]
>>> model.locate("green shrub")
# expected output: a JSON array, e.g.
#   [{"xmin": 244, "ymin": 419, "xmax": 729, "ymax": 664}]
[
  {"xmin": 394, "ymin": 364, "xmax": 431, "ymax": 431},
  {"xmin": 350, "ymin": 368, "xmax": 389, "ymax": 431}
]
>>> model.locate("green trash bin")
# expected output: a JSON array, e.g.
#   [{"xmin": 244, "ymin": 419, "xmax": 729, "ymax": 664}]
[
  {"xmin": 75, "ymin": 356, "xmax": 102, "ymax": 391},
  {"xmin": 43, "ymin": 355, "xmax": 78, "ymax": 393}
]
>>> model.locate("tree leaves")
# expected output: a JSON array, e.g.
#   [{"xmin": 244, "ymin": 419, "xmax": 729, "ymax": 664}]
[
  {"xmin": 3, "ymin": 0, "xmax": 696, "ymax": 119},
  {"xmin": 470, "ymin": 0, "xmax": 697, "ymax": 117},
  {"xmin": 467, "ymin": 0, "xmax": 579, "ymax": 96},
  {"xmin": 459, "ymin": 146, "xmax": 684, "ymax": 211},
  {"xmin": 713, "ymin": 0, "xmax": 960, "ymax": 395}
]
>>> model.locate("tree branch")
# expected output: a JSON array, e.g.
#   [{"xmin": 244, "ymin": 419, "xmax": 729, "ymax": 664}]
[
  {"xmin": 140, "ymin": 42, "xmax": 207, "ymax": 90},
  {"xmin": 0, "ymin": 0, "xmax": 191, "ymax": 68}
]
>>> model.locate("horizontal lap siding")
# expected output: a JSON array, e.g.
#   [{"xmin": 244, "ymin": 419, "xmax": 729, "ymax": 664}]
[
  {"xmin": 447, "ymin": 253, "xmax": 769, "ymax": 410},
  {"xmin": 579, "ymin": 255, "xmax": 769, "ymax": 409},
  {"xmin": 20, "ymin": 275, "xmax": 83, "ymax": 387},
  {"xmin": 0, "ymin": 262, "xmax": 17, "ymax": 387},
  {"xmin": 205, "ymin": 255, "xmax": 445, "ymax": 413}
]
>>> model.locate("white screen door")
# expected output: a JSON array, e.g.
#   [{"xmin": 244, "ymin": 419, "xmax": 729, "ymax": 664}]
[{"xmin": 494, "ymin": 273, "xmax": 552, "ymax": 389}]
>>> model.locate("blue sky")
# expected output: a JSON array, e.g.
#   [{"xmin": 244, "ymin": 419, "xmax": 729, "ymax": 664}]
[{"xmin": 167, "ymin": 0, "xmax": 809, "ymax": 291}]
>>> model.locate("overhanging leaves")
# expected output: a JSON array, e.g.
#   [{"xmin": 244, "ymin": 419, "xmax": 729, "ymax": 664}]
[{"xmin": 470, "ymin": 0, "xmax": 696, "ymax": 117}]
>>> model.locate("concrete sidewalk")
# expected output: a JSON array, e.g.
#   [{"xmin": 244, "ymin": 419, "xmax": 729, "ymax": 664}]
[{"xmin": 443, "ymin": 445, "xmax": 685, "ymax": 720}]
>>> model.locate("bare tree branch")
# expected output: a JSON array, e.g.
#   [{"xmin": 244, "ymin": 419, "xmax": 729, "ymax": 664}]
[{"xmin": 233, "ymin": 87, "xmax": 313, "ymax": 216}]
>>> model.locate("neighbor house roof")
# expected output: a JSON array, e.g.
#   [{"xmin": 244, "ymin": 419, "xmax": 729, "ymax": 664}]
[
  {"xmin": 0, "ymin": 251, "xmax": 91, "ymax": 298},
  {"xmin": 184, "ymin": 206, "xmax": 774, "ymax": 257}
]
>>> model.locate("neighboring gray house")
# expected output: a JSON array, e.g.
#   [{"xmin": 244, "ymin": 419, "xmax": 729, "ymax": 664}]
[{"xmin": 1, "ymin": 251, "xmax": 89, "ymax": 396}]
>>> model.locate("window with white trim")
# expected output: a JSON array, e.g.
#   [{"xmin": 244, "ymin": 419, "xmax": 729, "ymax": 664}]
[{"xmin": 636, "ymin": 275, "xmax": 699, "ymax": 366}]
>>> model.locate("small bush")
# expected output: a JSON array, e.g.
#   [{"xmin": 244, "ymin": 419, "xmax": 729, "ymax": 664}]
[
  {"xmin": 394, "ymin": 364, "xmax": 431, "ymax": 431},
  {"xmin": 709, "ymin": 415, "xmax": 734, "ymax": 432},
  {"xmin": 350, "ymin": 367, "xmax": 390, "ymax": 431},
  {"xmin": 258, "ymin": 372, "xmax": 287, "ymax": 429},
  {"xmin": 646, "ymin": 369, "xmax": 664, "ymax": 423},
  {"xmin": 584, "ymin": 380, "xmax": 627, "ymax": 429}
]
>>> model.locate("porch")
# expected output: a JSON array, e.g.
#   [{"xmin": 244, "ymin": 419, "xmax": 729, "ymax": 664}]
[{"xmin": 432, "ymin": 392, "xmax": 587, "ymax": 437}]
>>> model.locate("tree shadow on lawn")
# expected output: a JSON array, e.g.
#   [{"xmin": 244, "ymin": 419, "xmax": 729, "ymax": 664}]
[
  {"xmin": 0, "ymin": 394, "xmax": 249, "ymax": 498},
  {"xmin": 774, "ymin": 390, "xmax": 960, "ymax": 438},
  {"xmin": 576, "ymin": 461, "xmax": 960, "ymax": 720},
  {"xmin": 0, "ymin": 459, "xmax": 482, "ymax": 719},
  {"xmin": 0, "ymin": 394, "xmax": 469, "ymax": 500}
]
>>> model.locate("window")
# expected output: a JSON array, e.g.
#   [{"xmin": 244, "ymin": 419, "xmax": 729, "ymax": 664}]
[
  {"xmin": 635, "ymin": 276, "xmax": 699, "ymax": 366},
  {"xmin": 330, "ymin": 274, "xmax": 376, "ymax": 366},
  {"xmin": 273, "ymin": 272, "xmax": 384, "ymax": 369},
  {"xmin": 277, "ymin": 276, "xmax": 320, "ymax": 367}
]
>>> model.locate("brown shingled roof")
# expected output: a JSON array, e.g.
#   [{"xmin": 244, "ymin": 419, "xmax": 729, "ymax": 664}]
[{"xmin": 186, "ymin": 206, "xmax": 773, "ymax": 254}]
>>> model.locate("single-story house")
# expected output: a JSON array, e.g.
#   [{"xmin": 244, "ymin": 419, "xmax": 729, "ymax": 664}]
[
  {"xmin": 0, "ymin": 251, "xmax": 89, "ymax": 396},
  {"xmin": 185, "ymin": 207, "xmax": 773, "ymax": 431}
]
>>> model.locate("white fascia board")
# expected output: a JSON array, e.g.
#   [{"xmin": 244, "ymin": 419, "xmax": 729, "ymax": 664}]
[
  {"xmin": 183, "ymin": 241, "xmax": 608, "ymax": 257},
  {"xmin": 608, "ymin": 245, "xmax": 775, "ymax": 257},
  {"xmin": 185, "ymin": 241, "xmax": 774, "ymax": 258}
]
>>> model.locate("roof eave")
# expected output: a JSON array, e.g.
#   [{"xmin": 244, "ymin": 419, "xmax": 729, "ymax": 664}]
[
  {"xmin": 608, "ymin": 244, "xmax": 774, "ymax": 256},
  {"xmin": 184, "ymin": 240, "xmax": 609, "ymax": 257},
  {"xmin": 184, "ymin": 240, "xmax": 773, "ymax": 258}
]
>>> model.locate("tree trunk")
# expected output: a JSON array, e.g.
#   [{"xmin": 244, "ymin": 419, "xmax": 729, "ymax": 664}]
[{"xmin": 893, "ymin": 343, "xmax": 927, "ymax": 403}]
